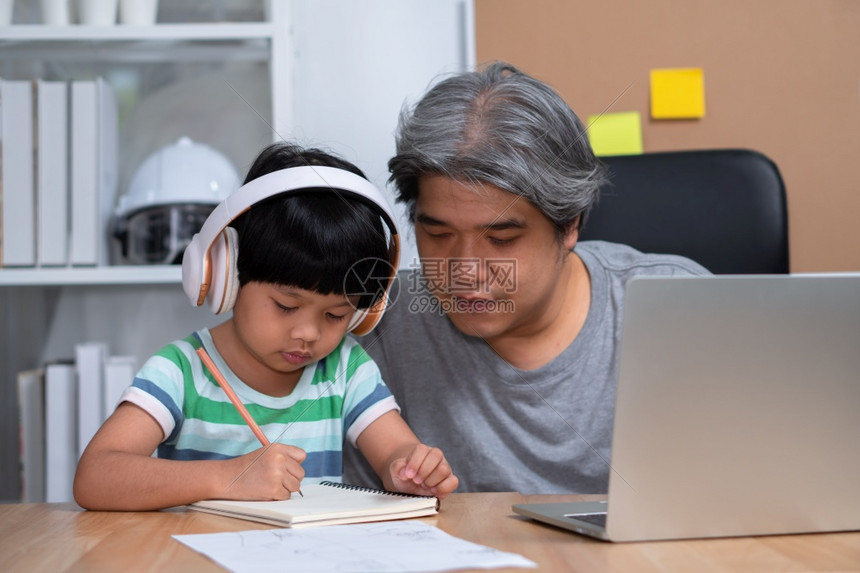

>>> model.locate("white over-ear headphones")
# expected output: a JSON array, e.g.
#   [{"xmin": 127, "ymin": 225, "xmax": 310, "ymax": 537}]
[{"xmin": 181, "ymin": 165, "xmax": 401, "ymax": 335}]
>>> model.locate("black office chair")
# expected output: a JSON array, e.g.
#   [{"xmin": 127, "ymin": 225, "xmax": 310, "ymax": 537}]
[{"xmin": 579, "ymin": 149, "xmax": 789, "ymax": 274}]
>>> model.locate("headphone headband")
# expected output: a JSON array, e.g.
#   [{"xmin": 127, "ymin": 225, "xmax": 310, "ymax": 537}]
[{"xmin": 182, "ymin": 165, "xmax": 400, "ymax": 333}]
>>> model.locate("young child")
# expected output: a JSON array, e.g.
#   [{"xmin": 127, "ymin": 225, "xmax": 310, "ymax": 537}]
[{"xmin": 74, "ymin": 142, "xmax": 459, "ymax": 511}]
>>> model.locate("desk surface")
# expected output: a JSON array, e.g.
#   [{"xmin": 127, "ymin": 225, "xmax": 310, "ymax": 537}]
[{"xmin": 2, "ymin": 493, "xmax": 859, "ymax": 572}]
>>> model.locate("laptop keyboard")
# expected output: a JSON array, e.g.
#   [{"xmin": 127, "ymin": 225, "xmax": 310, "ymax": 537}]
[{"xmin": 565, "ymin": 512, "xmax": 607, "ymax": 527}]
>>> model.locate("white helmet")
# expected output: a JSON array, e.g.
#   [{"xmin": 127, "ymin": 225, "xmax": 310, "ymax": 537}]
[{"xmin": 114, "ymin": 137, "xmax": 240, "ymax": 264}]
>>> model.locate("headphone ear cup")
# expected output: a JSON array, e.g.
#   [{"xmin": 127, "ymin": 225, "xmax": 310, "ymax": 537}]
[
  {"xmin": 207, "ymin": 226, "xmax": 240, "ymax": 314},
  {"xmin": 348, "ymin": 293, "xmax": 387, "ymax": 336},
  {"xmin": 348, "ymin": 255, "xmax": 399, "ymax": 335},
  {"xmin": 220, "ymin": 227, "xmax": 241, "ymax": 314},
  {"xmin": 181, "ymin": 233, "xmax": 205, "ymax": 307},
  {"xmin": 347, "ymin": 308, "xmax": 370, "ymax": 334}
]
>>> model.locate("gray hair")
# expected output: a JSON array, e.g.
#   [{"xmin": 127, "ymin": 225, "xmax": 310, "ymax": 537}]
[{"xmin": 388, "ymin": 61, "xmax": 605, "ymax": 233}]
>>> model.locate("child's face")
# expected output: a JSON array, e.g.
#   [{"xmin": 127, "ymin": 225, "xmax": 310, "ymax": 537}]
[{"xmin": 230, "ymin": 281, "xmax": 357, "ymax": 379}]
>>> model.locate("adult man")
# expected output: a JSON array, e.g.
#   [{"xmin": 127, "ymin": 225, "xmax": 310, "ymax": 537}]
[{"xmin": 344, "ymin": 62, "xmax": 708, "ymax": 493}]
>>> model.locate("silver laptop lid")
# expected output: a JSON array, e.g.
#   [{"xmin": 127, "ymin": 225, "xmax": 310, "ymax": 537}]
[{"xmin": 605, "ymin": 274, "xmax": 860, "ymax": 541}]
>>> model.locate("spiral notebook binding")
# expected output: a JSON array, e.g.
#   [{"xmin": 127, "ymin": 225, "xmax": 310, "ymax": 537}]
[{"xmin": 320, "ymin": 480, "xmax": 436, "ymax": 499}]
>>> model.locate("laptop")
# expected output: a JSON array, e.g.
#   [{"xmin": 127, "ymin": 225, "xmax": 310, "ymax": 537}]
[{"xmin": 513, "ymin": 273, "xmax": 860, "ymax": 542}]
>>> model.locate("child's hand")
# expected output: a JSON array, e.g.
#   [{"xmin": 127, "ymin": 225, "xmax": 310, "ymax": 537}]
[
  {"xmin": 221, "ymin": 443, "xmax": 306, "ymax": 501},
  {"xmin": 388, "ymin": 444, "xmax": 459, "ymax": 499}
]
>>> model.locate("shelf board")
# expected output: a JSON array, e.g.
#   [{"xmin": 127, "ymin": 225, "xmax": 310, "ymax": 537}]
[
  {"xmin": 1, "ymin": 43, "xmax": 271, "ymax": 64},
  {"xmin": 0, "ymin": 265, "xmax": 182, "ymax": 286},
  {"xmin": 0, "ymin": 23, "xmax": 276, "ymax": 62},
  {"xmin": 0, "ymin": 22, "xmax": 277, "ymax": 42}
]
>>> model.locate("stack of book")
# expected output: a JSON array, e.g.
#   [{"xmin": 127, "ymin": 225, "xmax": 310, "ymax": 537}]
[
  {"xmin": 17, "ymin": 342, "xmax": 137, "ymax": 503},
  {"xmin": 0, "ymin": 77, "xmax": 118, "ymax": 269}
]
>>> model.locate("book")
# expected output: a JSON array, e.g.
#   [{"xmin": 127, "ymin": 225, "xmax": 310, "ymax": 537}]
[
  {"xmin": 44, "ymin": 361, "xmax": 77, "ymax": 503},
  {"xmin": 188, "ymin": 481, "xmax": 440, "ymax": 528},
  {"xmin": 103, "ymin": 355, "xmax": 137, "ymax": 420},
  {"xmin": 75, "ymin": 341, "xmax": 108, "ymax": 457},
  {"xmin": 36, "ymin": 79, "xmax": 70, "ymax": 267},
  {"xmin": 70, "ymin": 78, "xmax": 118, "ymax": 266},
  {"xmin": 96, "ymin": 77, "xmax": 119, "ymax": 267},
  {"xmin": 0, "ymin": 78, "xmax": 36, "ymax": 267},
  {"xmin": 17, "ymin": 368, "xmax": 45, "ymax": 503},
  {"xmin": 69, "ymin": 80, "xmax": 98, "ymax": 266}
]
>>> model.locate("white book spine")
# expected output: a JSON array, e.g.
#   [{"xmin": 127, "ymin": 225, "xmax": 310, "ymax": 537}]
[
  {"xmin": 1, "ymin": 79, "xmax": 37, "ymax": 267},
  {"xmin": 75, "ymin": 342, "xmax": 108, "ymax": 457},
  {"xmin": 45, "ymin": 361, "xmax": 77, "ymax": 503},
  {"xmin": 70, "ymin": 81, "xmax": 99, "ymax": 266},
  {"xmin": 17, "ymin": 368, "xmax": 46, "ymax": 503},
  {"xmin": 103, "ymin": 355, "xmax": 137, "ymax": 421},
  {"xmin": 36, "ymin": 80, "xmax": 70, "ymax": 267},
  {"xmin": 96, "ymin": 78, "xmax": 118, "ymax": 267}
]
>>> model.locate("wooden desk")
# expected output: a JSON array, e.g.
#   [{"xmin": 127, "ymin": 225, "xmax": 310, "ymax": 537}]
[{"xmin": 2, "ymin": 493, "xmax": 859, "ymax": 572}]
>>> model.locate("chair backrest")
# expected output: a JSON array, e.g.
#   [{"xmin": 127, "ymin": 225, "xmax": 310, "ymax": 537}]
[{"xmin": 579, "ymin": 149, "xmax": 789, "ymax": 274}]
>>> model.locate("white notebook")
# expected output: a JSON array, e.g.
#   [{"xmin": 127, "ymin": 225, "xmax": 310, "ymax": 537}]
[{"xmin": 188, "ymin": 482, "xmax": 439, "ymax": 528}]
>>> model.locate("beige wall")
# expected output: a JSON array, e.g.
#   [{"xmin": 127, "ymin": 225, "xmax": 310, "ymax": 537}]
[{"xmin": 475, "ymin": 0, "xmax": 860, "ymax": 272}]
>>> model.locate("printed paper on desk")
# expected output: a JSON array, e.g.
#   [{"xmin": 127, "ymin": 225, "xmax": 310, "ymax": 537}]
[{"xmin": 174, "ymin": 521, "xmax": 537, "ymax": 573}]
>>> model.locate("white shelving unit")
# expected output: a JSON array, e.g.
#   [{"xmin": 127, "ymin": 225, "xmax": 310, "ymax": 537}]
[
  {"xmin": 0, "ymin": 22, "xmax": 277, "ymax": 40},
  {"xmin": 0, "ymin": 11, "xmax": 292, "ymax": 286},
  {"xmin": 0, "ymin": 0, "xmax": 472, "ymax": 503},
  {"xmin": 0, "ymin": 7, "xmax": 292, "ymax": 501},
  {"xmin": 0, "ymin": 265, "xmax": 181, "ymax": 286}
]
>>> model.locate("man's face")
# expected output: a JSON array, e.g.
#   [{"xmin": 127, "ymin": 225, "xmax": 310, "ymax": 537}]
[{"xmin": 412, "ymin": 175, "xmax": 577, "ymax": 345}]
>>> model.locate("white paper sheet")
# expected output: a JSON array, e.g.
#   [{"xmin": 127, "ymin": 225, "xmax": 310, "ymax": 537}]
[{"xmin": 174, "ymin": 521, "xmax": 537, "ymax": 572}]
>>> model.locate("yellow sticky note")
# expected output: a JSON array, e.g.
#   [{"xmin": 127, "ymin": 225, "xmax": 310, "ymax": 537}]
[
  {"xmin": 650, "ymin": 68, "xmax": 705, "ymax": 119},
  {"xmin": 586, "ymin": 111, "xmax": 643, "ymax": 157}
]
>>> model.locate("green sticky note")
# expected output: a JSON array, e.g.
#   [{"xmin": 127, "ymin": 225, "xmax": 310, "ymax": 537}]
[
  {"xmin": 586, "ymin": 111, "xmax": 644, "ymax": 157},
  {"xmin": 650, "ymin": 68, "xmax": 706, "ymax": 119}
]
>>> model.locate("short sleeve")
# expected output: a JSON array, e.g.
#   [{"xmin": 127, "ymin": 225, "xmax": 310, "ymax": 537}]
[{"xmin": 339, "ymin": 340, "xmax": 400, "ymax": 446}]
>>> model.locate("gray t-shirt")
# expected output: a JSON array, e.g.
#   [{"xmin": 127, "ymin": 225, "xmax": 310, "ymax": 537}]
[{"xmin": 343, "ymin": 241, "xmax": 710, "ymax": 494}]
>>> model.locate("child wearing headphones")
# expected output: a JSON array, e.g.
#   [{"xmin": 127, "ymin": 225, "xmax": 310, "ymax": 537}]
[{"xmin": 73, "ymin": 142, "xmax": 459, "ymax": 511}]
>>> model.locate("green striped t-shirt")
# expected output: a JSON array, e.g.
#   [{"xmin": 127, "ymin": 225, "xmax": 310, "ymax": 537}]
[{"xmin": 120, "ymin": 329, "xmax": 398, "ymax": 484}]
